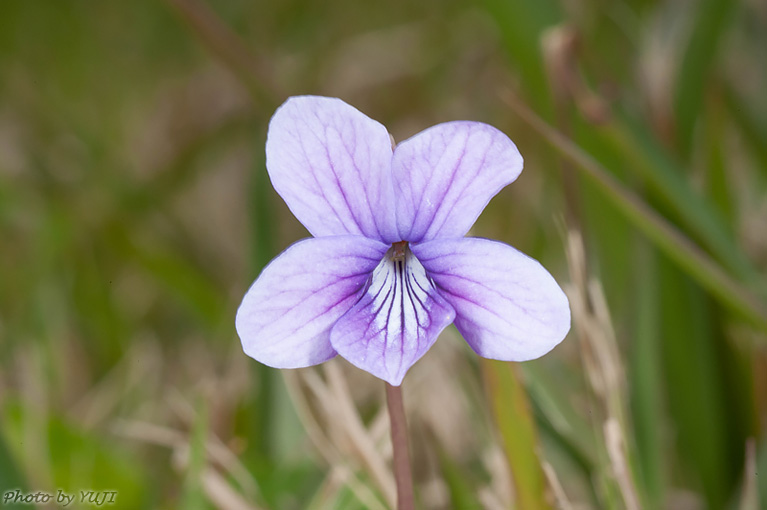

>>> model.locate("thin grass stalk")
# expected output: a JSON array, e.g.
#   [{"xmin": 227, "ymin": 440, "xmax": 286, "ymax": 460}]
[{"xmin": 501, "ymin": 89, "xmax": 767, "ymax": 331}]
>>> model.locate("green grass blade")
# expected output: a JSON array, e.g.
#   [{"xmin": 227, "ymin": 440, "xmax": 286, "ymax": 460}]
[
  {"xmin": 482, "ymin": 0, "xmax": 560, "ymax": 116},
  {"xmin": 723, "ymin": 85, "xmax": 767, "ymax": 181},
  {"xmin": 248, "ymin": 155, "xmax": 280, "ymax": 463},
  {"xmin": 758, "ymin": 438, "xmax": 767, "ymax": 510},
  {"xmin": 502, "ymin": 91, "xmax": 767, "ymax": 331},
  {"xmin": 673, "ymin": 0, "xmax": 735, "ymax": 155},
  {"xmin": 437, "ymin": 447, "xmax": 483, "ymax": 510},
  {"xmin": 628, "ymin": 246, "xmax": 665, "ymax": 508},
  {"xmin": 523, "ymin": 362, "xmax": 596, "ymax": 472},
  {"xmin": 602, "ymin": 117, "xmax": 761, "ymax": 288},
  {"xmin": 658, "ymin": 259, "xmax": 734, "ymax": 509},
  {"xmin": 483, "ymin": 359, "xmax": 551, "ymax": 510},
  {"xmin": 118, "ymin": 229, "xmax": 226, "ymax": 328},
  {"xmin": 181, "ymin": 397, "xmax": 210, "ymax": 510},
  {"xmin": 0, "ymin": 429, "xmax": 27, "ymax": 510},
  {"xmin": 702, "ymin": 93, "xmax": 735, "ymax": 225}
]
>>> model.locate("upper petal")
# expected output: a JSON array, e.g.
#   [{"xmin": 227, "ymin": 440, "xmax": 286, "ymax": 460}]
[
  {"xmin": 392, "ymin": 121, "xmax": 523, "ymax": 242},
  {"xmin": 266, "ymin": 96, "xmax": 399, "ymax": 243},
  {"xmin": 413, "ymin": 237, "xmax": 570, "ymax": 361},
  {"xmin": 330, "ymin": 246, "xmax": 455, "ymax": 386},
  {"xmin": 236, "ymin": 236, "xmax": 388, "ymax": 368}
]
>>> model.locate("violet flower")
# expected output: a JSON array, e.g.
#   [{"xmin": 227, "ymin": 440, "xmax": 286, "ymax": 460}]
[{"xmin": 236, "ymin": 96, "xmax": 570, "ymax": 386}]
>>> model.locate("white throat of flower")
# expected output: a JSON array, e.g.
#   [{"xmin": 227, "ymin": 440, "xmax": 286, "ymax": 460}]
[{"xmin": 363, "ymin": 242, "xmax": 434, "ymax": 334}]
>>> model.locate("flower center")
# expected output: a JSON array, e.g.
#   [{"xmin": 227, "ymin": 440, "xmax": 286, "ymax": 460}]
[{"xmin": 391, "ymin": 241, "xmax": 408, "ymax": 262}]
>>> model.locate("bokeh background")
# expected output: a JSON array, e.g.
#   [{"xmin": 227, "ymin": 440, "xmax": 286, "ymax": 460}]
[{"xmin": 1, "ymin": 0, "xmax": 766, "ymax": 509}]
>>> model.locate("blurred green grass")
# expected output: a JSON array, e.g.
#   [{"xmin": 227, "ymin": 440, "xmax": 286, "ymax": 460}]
[{"xmin": 1, "ymin": 0, "xmax": 766, "ymax": 509}]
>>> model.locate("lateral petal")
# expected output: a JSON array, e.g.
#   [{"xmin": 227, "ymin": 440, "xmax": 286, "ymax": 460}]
[
  {"xmin": 266, "ymin": 96, "xmax": 399, "ymax": 243},
  {"xmin": 392, "ymin": 121, "xmax": 523, "ymax": 242},
  {"xmin": 236, "ymin": 236, "xmax": 388, "ymax": 368},
  {"xmin": 413, "ymin": 237, "xmax": 570, "ymax": 361},
  {"xmin": 330, "ymin": 247, "xmax": 455, "ymax": 386}
]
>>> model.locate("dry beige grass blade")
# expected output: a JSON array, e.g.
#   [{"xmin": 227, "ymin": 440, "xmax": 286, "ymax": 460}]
[
  {"xmin": 113, "ymin": 418, "xmax": 244, "ymax": 474},
  {"xmin": 166, "ymin": 390, "xmax": 260, "ymax": 501},
  {"xmin": 281, "ymin": 370, "xmax": 337, "ymax": 463},
  {"xmin": 418, "ymin": 476, "xmax": 450, "ymax": 509},
  {"xmin": 112, "ymin": 419, "xmax": 262, "ymax": 507},
  {"xmin": 368, "ymin": 407, "xmax": 392, "ymax": 451},
  {"xmin": 588, "ymin": 280, "xmax": 631, "ymax": 428},
  {"xmin": 305, "ymin": 465, "xmax": 390, "ymax": 510},
  {"xmin": 566, "ymin": 229, "xmax": 641, "ymax": 510},
  {"xmin": 542, "ymin": 461, "xmax": 575, "ymax": 510},
  {"xmin": 604, "ymin": 419, "xmax": 640, "ymax": 510},
  {"xmin": 113, "ymin": 419, "xmax": 182, "ymax": 448},
  {"xmin": 541, "ymin": 24, "xmax": 611, "ymax": 125},
  {"xmin": 16, "ymin": 344, "xmax": 53, "ymax": 489},
  {"xmin": 70, "ymin": 340, "xmax": 163, "ymax": 429},
  {"xmin": 299, "ymin": 368, "xmax": 363, "ymax": 459},
  {"xmin": 200, "ymin": 467, "xmax": 261, "ymax": 510},
  {"xmin": 282, "ymin": 370, "xmax": 390, "ymax": 510},
  {"xmin": 404, "ymin": 330, "xmax": 479, "ymax": 461},
  {"xmin": 279, "ymin": 316, "xmax": 494, "ymax": 509},
  {"xmin": 478, "ymin": 483, "xmax": 510, "ymax": 510},
  {"xmin": 323, "ymin": 363, "xmax": 397, "ymax": 504},
  {"xmin": 739, "ymin": 439, "xmax": 759, "ymax": 510},
  {"xmin": 481, "ymin": 446, "xmax": 513, "ymax": 509},
  {"xmin": 567, "ymin": 230, "xmax": 618, "ymax": 405},
  {"xmin": 168, "ymin": 439, "xmax": 263, "ymax": 510}
]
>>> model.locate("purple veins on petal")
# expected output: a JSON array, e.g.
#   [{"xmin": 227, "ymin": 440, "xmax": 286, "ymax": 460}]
[
  {"xmin": 412, "ymin": 237, "xmax": 570, "ymax": 362},
  {"xmin": 391, "ymin": 121, "xmax": 524, "ymax": 243},
  {"xmin": 265, "ymin": 96, "xmax": 399, "ymax": 243},
  {"xmin": 235, "ymin": 235, "xmax": 388, "ymax": 369},
  {"xmin": 330, "ymin": 243, "xmax": 455, "ymax": 386},
  {"xmin": 237, "ymin": 95, "xmax": 571, "ymax": 384}
]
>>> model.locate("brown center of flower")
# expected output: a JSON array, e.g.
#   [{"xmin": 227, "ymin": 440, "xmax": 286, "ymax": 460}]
[{"xmin": 391, "ymin": 241, "xmax": 408, "ymax": 262}]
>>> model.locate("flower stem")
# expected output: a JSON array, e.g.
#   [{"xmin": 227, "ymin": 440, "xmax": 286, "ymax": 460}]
[{"xmin": 385, "ymin": 382, "xmax": 415, "ymax": 510}]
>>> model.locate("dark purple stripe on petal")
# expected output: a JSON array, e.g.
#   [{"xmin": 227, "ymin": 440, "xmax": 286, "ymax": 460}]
[{"xmin": 329, "ymin": 245, "xmax": 455, "ymax": 386}]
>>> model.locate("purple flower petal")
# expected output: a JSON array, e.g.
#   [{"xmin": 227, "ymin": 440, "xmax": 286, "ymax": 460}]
[
  {"xmin": 266, "ymin": 96, "xmax": 399, "ymax": 243},
  {"xmin": 392, "ymin": 121, "xmax": 523, "ymax": 243},
  {"xmin": 236, "ymin": 236, "xmax": 388, "ymax": 368},
  {"xmin": 330, "ymin": 246, "xmax": 455, "ymax": 386},
  {"xmin": 413, "ymin": 237, "xmax": 570, "ymax": 361}
]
